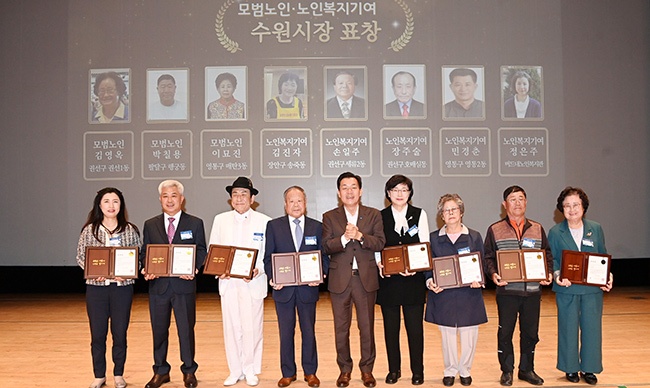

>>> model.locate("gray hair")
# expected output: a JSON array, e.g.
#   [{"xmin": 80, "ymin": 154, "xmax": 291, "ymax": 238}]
[{"xmin": 158, "ymin": 180, "xmax": 184, "ymax": 195}]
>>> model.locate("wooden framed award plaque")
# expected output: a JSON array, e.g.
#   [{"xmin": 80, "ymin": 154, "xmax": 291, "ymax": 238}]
[
  {"xmin": 271, "ymin": 250, "xmax": 323, "ymax": 286},
  {"xmin": 203, "ymin": 244, "xmax": 258, "ymax": 279},
  {"xmin": 496, "ymin": 249, "xmax": 548, "ymax": 282},
  {"xmin": 84, "ymin": 246, "xmax": 139, "ymax": 279},
  {"xmin": 560, "ymin": 250, "xmax": 611, "ymax": 286},
  {"xmin": 431, "ymin": 251, "xmax": 484, "ymax": 289},
  {"xmin": 380, "ymin": 242, "xmax": 432, "ymax": 275},
  {"xmin": 144, "ymin": 244, "xmax": 196, "ymax": 277}
]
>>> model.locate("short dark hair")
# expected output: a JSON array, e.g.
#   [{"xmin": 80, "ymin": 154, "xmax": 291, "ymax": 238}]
[
  {"xmin": 384, "ymin": 174, "xmax": 413, "ymax": 202},
  {"xmin": 509, "ymin": 71, "xmax": 533, "ymax": 95},
  {"xmin": 391, "ymin": 71, "xmax": 416, "ymax": 88},
  {"xmin": 449, "ymin": 68, "xmax": 477, "ymax": 84},
  {"xmin": 157, "ymin": 74, "xmax": 176, "ymax": 85},
  {"xmin": 333, "ymin": 70, "xmax": 357, "ymax": 85},
  {"xmin": 277, "ymin": 72, "xmax": 300, "ymax": 94},
  {"xmin": 503, "ymin": 185, "xmax": 526, "ymax": 201},
  {"xmin": 556, "ymin": 186, "xmax": 590, "ymax": 215},
  {"xmin": 93, "ymin": 71, "xmax": 127, "ymax": 98},
  {"xmin": 337, "ymin": 171, "xmax": 362, "ymax": 189},
  {"xmin": 215, "ymin": 72, "xmax": 238, "ymax": 90}
]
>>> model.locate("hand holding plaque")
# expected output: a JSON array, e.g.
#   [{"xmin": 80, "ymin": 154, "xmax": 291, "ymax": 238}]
[
  {"xmin": 144, "ymin": 244, "xmax": 196, "ymax": 277},
  {"xmin": 380, "ymin": 242, "xmax": 432, "ymax": 275},
  {"xmin": 203, "ymin": 244, "xmax": 258, "ymax": 279},
  {"xmin": 271, "ymin": 250, "xmax": 323, "ymax": 286},
  {"xmin": 85, "ymin": 246, "xmax": 139, "ymax": 279}
]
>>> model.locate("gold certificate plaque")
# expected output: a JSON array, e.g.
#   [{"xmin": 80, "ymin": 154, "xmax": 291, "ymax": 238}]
[
  {"xmin": 381, "ymin": 242, "xmax": 432, "ymax": 275},
  {"xmin": 271, "ymin": 250, "xmax": 323, "ymax": 286},
  {"xmin": 203, "ymin": 244, "xmax": 258, "ymax": 279},
  {"xmin": 497, "ymin": 249, "xmax": 547, "ymax": 282},
  {"xmin": 432, "ymin": 251, "xmax": 484, "ymax": 289},
  {"xmin": 560, "ymin": 250, "xmax": 611, "ymax": 287},
  {"xmin": 84, "ymin": 246, "xmax": 139, "ymax": 279},
  {"xmin": 144, "ymin": 244, "xmax": 196, "ymax": 277}
]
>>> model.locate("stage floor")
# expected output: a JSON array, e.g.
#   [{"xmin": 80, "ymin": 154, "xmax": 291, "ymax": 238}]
[{"xmin": 1, "ymin": 288, "xmax": 649, "ymax": 387}]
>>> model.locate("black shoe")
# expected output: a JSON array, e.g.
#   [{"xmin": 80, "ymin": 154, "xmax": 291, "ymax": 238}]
[
  {"xmin": 443, "ymin": 376, "xmax": 455, "ymax": 386},
  {"xmin": 385, "ymin": 371, "xmax": 400, "ymax": 384},
  {"xmin": 500, "ymin": 372, "xmax": 513, "ymax": 386},
  {"xmin": 518, "ymin": 370, "xmax": 544, "ymax": 385},
  {"xmin": 580, "ymin": 372, "xmax": 598, "ymax": 385},
  {"xmin": 566, "ymin": 372, "xmax": 579, "ymax": 383},
  {"xmin": 411, "ymin": 374, "xmax": 424, "ymax": 385},
  {"xmin": 460, "ymin": 376, "xmax": 472, "ymax": 386}
]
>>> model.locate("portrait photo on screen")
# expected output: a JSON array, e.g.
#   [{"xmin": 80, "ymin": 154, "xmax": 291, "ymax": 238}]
[
  {"xmin": 442, "ymin": 66, "xmax": 485, "ymax": 121},
  {"xmin": 146, "ymin": 68, "xmax": 189, "ymax": 123},
  {"xmin": 501, "ymin": 66, "xmax": 544, "ymax": 120},
  {"xmin": 324, "ymin": 66, "xmax": 368, "ymax": 121},
  {"xmin": 205, "ymin": 66, "xmax": 247, "ymax": 121},
  {"xmin": 89, "ymin": 68, "xmax": 131, "ymax": 124},
  {"xmin": 383, "ymin": 64, "xmax": 427, "ymax": 120},
  {"xmin": 264, "ymin": 66, "xmax": 308, "ymax": 122}
]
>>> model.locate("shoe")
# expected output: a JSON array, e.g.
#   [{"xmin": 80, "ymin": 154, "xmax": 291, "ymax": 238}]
[
  {"xmin": 500, "ymin": 372, "xmax": 513, "ymax": 386},
  {"xmin": 518, "ymin": 370, "xmax": 544, "ymax": 385},
  {"xmin": 90, "ymin": 377, "xmax": 106, "ymax": 388},
  {"xmin": 443, "ymin": 376, "xmax": 455, "ymax": 386},
  {"xmin": 580, "ymin": 372, "xmax": 598, "ymax": 385},
  {"xmin": 460, "ymin": 376, "xmax": 472, "ymax": 386},
  {"xmin": 223, "ymin": 374, "xmax": 245, "ymax": 386},
  {"xmin": 361, "ymin": 372, "xmax": 376, "ymax": 387},
  {"xmin": 385, "ymin": 371, "xmax": 400, "ymax": 384},
  {"xmin": 114, "ymin": 376, "xmax": 127, "ymax": 388},
  {"xmin": 277, "ymin": 375, "xmax": 296, "ymax": 387},
  {"xmin": 304, "ymin": 374, "xmax": 320, "ymax": 387},
  {"xmin": 145, "ymin": 373, "xmax": 170, "ymax": 388},
  {"xmin": 183, "ymin": 373, "xmax": 198, "ymax": 388},
  {"xmin": 411, "ymin": 374, "xmax": 424, "ymax": 385},
  {"xmin": 566, "ymin": 372, "xmax": 580, "ymax": 383},
  {"xmin": 336, "ymin": 372, "xmax": 351, "ymax": 387},
  {"xmin": 245, "ymin": 375, "xmax": 259, "ymax": 386}
]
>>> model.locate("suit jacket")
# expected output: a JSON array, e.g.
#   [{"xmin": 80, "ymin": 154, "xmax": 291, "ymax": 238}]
[
  {"xmin": 140, "ymin": 212, "xmax": 207, "ymax": 295},
  {"xmin": 326, "ymin": 96, "xmax": 366, "ymax": 119},
  {"xmin": 385, "ymin": 99, "xmax": 425, "ymax": 118},
  {"xmin": 209, "ymin": 209, "xmax": 271, "ymax": 299},
  {"xmin": 263, "ymin": 215, "xmax": 330, "ymax": 304},
  {"xmin": 322, "ymin": 205, "xmax": 385, "ymax": 294},
  {"xmin": 549, "ymin": 218, "xmax": 607, "ymax": 295}
]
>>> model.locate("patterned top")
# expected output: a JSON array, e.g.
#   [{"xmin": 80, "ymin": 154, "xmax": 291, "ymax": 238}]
[
  {"xmin": 207, "ymin": 98, "xmax": 245, "ymax": 119},
  {"xmin": 76, "ymin": 223, "xmax": 142, "ymax": 286}
]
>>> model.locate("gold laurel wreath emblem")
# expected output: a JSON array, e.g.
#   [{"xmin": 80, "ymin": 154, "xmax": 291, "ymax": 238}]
[
  {"xmin": 390, "ymin": 0, "xmax": 414, "ymax": 52},
  {"xmin": 215, "ymin": 0, "xmax": 241, "ymax": 53}
]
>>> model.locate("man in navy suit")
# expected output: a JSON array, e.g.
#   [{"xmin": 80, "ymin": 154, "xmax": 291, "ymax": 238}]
[
  {"xmin": 140, "ymin": 180, "xmax": 207, "ymax": 388},
  {"xmin": 264, "ymin": 186, "xmax": 330, "ymax": 388}
]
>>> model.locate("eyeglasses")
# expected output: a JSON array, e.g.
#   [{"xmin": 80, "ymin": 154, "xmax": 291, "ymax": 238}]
[
  {"xmin": 442, "ymin": 207, "xmax": 460, "ymax": 214},
  {"xmin": 98, "ymin": 88, "xmax": 116, "ymax": 95},
  {"xmin": 389, "ymin": 188, "xmax": 410, "ymax": 194},
  {"xmin": 563, "ymin": 203, "xmax": 582, "ymax": 210}
]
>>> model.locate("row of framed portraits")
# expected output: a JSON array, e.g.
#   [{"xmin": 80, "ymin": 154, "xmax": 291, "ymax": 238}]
[{"xmin": 89, "ymin": 65, "xmax": 544, "ymax": 124}]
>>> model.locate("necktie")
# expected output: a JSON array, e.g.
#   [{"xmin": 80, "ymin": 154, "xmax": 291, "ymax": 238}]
[
  {"xmin": 167, "ymin": 217, "xmax": 175, "ymax": 243},
  {"xmin": 341, "ymin": 101, "xmax": 350, "ymax": 119},
  {"xmin": 293, "ymin": 219, "xmax": 303, "ymax": 250},
  {"xmin": 402, "ymin": 104, "xmax": 409, "ymax": 117}
]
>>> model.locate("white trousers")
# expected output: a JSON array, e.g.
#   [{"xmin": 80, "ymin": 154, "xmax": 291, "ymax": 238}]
[
  {"xmin": 439, "ymin": 325, "xmax": 479, "ymax": 377},
  {"xmin": 221, "ymin": 281, "xmax": 264, "ymax": 377}
]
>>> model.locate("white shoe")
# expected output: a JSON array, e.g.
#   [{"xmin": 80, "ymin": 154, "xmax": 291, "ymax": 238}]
[
  {"xmin": 245, "ymin": 374, "xmax": 259, "ymax": 386},
  {"xmin": 89, "ymin": 377, "xmax": 106, "ymax": 388},
  {"xmin": 114, "ymin": 376, "xmax": 127, "ymax": 388},
  {"xmin": 224, "ymin": 374, "xmax": 245, "ymax": 386}
]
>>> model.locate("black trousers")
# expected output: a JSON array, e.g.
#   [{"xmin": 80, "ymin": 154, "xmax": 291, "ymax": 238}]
[
  {"xmin": 380, "ymin": 303, "xmax": 424, "ymax": 375},
  {"xmin": 496, "ymin": 293, "xmax": 541, "ymax": 373},
  {"xmin": 86, "ymin": 283, "xmax": 134, "ymax": 378}
]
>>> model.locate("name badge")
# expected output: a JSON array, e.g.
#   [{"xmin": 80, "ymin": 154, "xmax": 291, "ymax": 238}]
[
  {"xmin": 407, "ymin": 224, "xmax": 419, "ymax": 237},
  {"xmin": 582, "ymin": 238, "xmax": 594, "ymax": 247},
  {"xmin": 522, "ymin": 238, "xmax": 535, "ymax": 248},
  {"xmin": 457, "ymin": 247, "xmax": 471, "ymax": 254},
  {"xmin": 253, "ymin": 232, "xmax": 264, "ymax": 242},
  {"xmin": 180, "ymin": 230, "xmax": 193, "ymax": 240},
  {"xmin": 305, "ymin": 236, "xmax": 317, "ymax": 245},
  {"xmin": 108, "ymin": 236, "xmax": 121, "ymax": 247}
]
